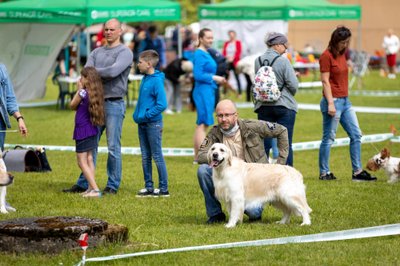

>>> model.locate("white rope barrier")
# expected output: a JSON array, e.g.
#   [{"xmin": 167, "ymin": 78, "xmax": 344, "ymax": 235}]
[
  {"xmin": 4, "ymin": 133, "xmax": 397, "ymax": 156},
  {"xmin": 75, "ymin": 223, "xmax": 400, "ymax": 265},
  {"xmin": 236, "ymin": 102, "xmax": 400, "ymax": 114}
]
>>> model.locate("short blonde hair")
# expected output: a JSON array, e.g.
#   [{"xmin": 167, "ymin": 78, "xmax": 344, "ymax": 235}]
[{"xmin": 139, "ymin": 49, "xmax": 159, "ymax": 67}]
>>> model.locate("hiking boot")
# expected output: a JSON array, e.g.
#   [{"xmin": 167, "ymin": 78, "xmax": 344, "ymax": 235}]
[
  {"xmin": 152, "ymin": 188, "xmax": 170, "ymax": 197},
  {"xmin": 206, "ymin": 213, "xmax": 226, "ymax": 224},
  {"xmin": 319, "ymin": 172, "xmax": 337, "ymax": 180},
  {"xmin": 352, "ymin": 170, "xmax": 377, "ymax": 182},
  {"xmin": 62, "ymin": 184, "xmax": 86, "ymax": 193},
  {"xmin": 136, "ymin": 188, "xmax": 154, "ymax": 197}
]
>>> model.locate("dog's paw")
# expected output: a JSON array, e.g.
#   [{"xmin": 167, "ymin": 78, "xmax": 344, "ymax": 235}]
[
  {"xmin": 225, "ymin": 223, "xmax": 236, "ymax": 228},
  {"xmin": 0, "ymin": 207, "xmax": 8, "ymax": 214},
  {"xmin": 301, "ymin": 221, "xmax": 311, "ymax": 226}
]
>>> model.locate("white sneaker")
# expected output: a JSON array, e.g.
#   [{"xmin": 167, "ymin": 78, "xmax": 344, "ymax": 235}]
[{"xmin": 165, "ymin": 109, "xmax": 174, "ymax": 115}]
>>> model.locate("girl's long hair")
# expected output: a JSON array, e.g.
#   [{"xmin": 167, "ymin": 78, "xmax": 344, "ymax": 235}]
[
  {"xmin": 328, "ymin": 26, "xmax": 352, "ymax": 58},
  {"xmin": 80, "ymin": 67, "xmax": 105, "ymax": 126}
]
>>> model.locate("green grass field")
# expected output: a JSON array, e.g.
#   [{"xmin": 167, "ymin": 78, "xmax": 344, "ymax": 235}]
[{"xmin": 1, "ymin": 70, "xmax": 400, "ymax": 265}]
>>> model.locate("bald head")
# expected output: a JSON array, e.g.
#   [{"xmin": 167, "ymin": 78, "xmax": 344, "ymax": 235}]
[
  {"xmin": 216, "ymin": 99, "xmax": 237, "ymax": 114},
  {"xmin": 216, "ymin": 100, "xmax": 238, "ymax": 130},
  {"xmin": 106, "ymin": 18, "xmax": 121, "ymax": 29},
  {"xmin": 104, "ymin": 18, "xmax": 122, "ymax": 47}
]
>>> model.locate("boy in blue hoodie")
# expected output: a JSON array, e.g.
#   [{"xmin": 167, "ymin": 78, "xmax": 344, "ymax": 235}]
[{"xmin": 133, "ymin": 50, "xmax": 169, "ymax": 197}]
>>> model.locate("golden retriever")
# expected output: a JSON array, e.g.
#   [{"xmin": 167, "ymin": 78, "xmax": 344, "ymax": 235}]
[
  {"xmin": 0, "ymin": 154, "xmax": 15, "ymax": 214},
  {"xmin": 208, "ymin": 143, "xmax": 311, "ymax": 228}
]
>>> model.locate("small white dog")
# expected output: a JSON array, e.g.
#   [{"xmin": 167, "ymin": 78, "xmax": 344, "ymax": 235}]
[
  {"xmin": 366, "ymin": 148, "xmax": 400, "ymax": 184},
  {"xmin": 0, "ymin": 154, "xmax": 16, "ymax": 214},
  {"xmin": 208, "ymin": 143, "xmax": 312, "ymax": 228}
]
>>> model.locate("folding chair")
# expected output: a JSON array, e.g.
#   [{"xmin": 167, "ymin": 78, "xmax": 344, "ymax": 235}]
[
  {"xmin": 349, "ymin": 51, "xmax": 370, "ymax": 90},
  {"xmin": 56, "ymin": 77, "xmax": 75, "ymax": 110}
]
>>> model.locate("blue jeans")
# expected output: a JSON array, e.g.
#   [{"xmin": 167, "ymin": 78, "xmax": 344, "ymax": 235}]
[
  {"xmin": 257, "ymin": 105, "xmax": 296, "ymax": 166},
  {"xmin": 0, "ymin": 118, "xmax": 6, "ymax": 151},
  {"xmin": 197, "ymin": 164, "xmax": 263, "ymax": 219},
  {"xmin": 138, "ymin": 120, "xmax": 168, "ymax": 192},
  {"xmin": 76, "ymin": 99, "xmax": 125, "ymax": 190},
  {"xmin": 319, "ymin": 97, "xmax": 362, "ymax": 175},
  {"xmin": 271, "ymin": 138, "xmax": 279, "ymax": 159}
]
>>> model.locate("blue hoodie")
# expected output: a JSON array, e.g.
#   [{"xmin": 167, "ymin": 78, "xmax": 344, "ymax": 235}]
[{"xmin": 133, "ymin": 70, "xmax": 167, "ymax": 124}]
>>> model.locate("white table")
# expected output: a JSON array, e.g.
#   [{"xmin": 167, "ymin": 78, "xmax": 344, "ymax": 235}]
[
  {"xmin": 127, "ymin": 74, "xmax": 143, "ymax": 107},
  {"xmin": 293, "ymin": 62, "xmax": 320, "ymax": 82},
  {"xmin": 56, "ymin": 76, "xmax": 79, "ymax": 109}
]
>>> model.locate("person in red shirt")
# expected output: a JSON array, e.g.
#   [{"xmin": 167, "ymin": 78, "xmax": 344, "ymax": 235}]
[
  {"xmin": 222, "ymin": 30, "xmax": 242, "ymax": 95},
  {"xmin": 318, "ymin": 26, "xmax": 376, "ymax": 182}
]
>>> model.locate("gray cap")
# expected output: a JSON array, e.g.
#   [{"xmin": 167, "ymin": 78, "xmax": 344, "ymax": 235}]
[{"xmin": 265, "ymin": 32, "xmax": 288, "ymax": 46}]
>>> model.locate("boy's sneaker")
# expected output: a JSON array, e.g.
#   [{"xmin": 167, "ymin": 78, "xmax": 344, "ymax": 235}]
[
  {"xmin": 136, "ymin": 188, "xmax": 154, "ymax": 197},
  {"xmin": 352, "ymin": 170, "xmax": 377, "ymax": 182},
  {"xmin": 152, "ymin": 188, "xmax": 170, "ymax": 197},
  {"xmin": 319, "ymin": 172, "xmax": 337, "ymax": 180}
]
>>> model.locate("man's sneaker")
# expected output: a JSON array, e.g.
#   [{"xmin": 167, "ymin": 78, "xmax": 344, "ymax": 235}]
[
  {"xmin": 152, "ymin": 188, "xmax": 170, "ymax": 197},
  {"xmin": 62, "ymin": 184, "xmax": 87, "ymax": 193},
  {"xmin": 352, "ymin": 170, "xmax": 377, "ymax": 182},
  {"xmin": 103, "ymin": 187, "xmax": 117, "ymax": 195},
  {"xmin": 206, "ymin": 213, "xmax": 226, "ymax": 224},
  {"xmin": 319, "ymin": 172, "xmax": 337, "ymax": 180},
  {"xmin": 136, "ymin": 188, "xmax": 154, "ymax": 197}
]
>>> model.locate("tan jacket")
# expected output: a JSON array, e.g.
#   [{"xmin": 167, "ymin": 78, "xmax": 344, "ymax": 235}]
[{"xmin": 197, "ymin": 119, "xmax": 289, "ymax": 165}]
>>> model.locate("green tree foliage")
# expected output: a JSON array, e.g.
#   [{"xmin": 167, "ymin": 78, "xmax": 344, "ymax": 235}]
[{"xmin": 178, "ymin": 0, "xmax": 223, "ymax": 25}]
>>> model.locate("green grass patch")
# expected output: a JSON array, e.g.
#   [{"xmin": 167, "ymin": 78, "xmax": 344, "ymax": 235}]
[{"xmin": 1, "ymin": 70, "xmax": 399, "ymax": 265}]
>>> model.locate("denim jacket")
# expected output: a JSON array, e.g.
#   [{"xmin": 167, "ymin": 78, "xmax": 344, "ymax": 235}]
[{"xmin": 0, "ymin": 64, "xmax": 19, "ymax": 128}]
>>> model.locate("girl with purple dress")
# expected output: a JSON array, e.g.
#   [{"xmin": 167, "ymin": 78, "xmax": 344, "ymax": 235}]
[{"xmin": 70, "ymin": 67, "xmax": 105, "ymax": 197}]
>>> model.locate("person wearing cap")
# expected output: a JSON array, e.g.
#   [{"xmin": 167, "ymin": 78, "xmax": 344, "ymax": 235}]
[{"xmin": 253, "ymin": 32, "xmax": 298, "ymax": 166}]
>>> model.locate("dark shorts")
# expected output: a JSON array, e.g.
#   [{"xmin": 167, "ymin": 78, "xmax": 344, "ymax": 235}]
[{"xmin": 75, "ymin": 135, "xmax": 98, "ymax": 153}]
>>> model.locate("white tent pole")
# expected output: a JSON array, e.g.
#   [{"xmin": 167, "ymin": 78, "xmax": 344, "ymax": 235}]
[
  {"xmin": 76, "ymin": 26, "xmax": 81, "ymax": 74},
  {"xmin": 86, "ymin": 28, "xmax": 91, "ymax": 63},
  {"xmin": 177, "ymin": 23, "xmax": 182, "ymax": 58},
  {"xmin": 357, "ymin": 20, "xmax": 362, "ymax": 51}
]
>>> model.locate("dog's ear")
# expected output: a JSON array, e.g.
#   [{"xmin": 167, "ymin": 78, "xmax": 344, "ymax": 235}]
[
  {"xmin": 207, "ymin": 147, "xmax": 212, "ymax": 164},
  {"xmin": 366, "ymin": 159, "xmax": 379, "ymax": 171},
  {"xmin": 381, "ymin": 148, "xmax": 390, "ymax": 159},
  {"xmin": 227, "ymin": 148, "xmax": 233, "ymax": 166}
]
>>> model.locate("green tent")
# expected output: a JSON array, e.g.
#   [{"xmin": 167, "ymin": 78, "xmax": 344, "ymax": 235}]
[
  {"xmin": 199, "ymin": 0, "xmax": 361, "ymax": 21},
  {"xmin": 0, "ymin": 0, "xmax": 181, "ymax": 25},
  {"xmin": 0, "ymin": 0, "xmax": 181, "ymax": 101}
]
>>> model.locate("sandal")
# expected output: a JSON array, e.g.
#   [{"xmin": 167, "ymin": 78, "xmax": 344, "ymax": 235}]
[
  {"xmin": 80, "ymin": 189, "xmax": 91, "ymax": 196},
  {"xmin": 82, "ymin": 190, "xmax": 102, "ymax": 198}
]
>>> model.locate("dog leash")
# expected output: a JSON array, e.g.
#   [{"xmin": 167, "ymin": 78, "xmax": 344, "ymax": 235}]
[{"xmin": 368, "ymin": 141, "xmax": 381, "ymax": 153}]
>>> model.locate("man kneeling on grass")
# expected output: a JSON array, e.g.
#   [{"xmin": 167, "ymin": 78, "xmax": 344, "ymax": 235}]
[{"xmin": 196, "ymin": 99, "xmax": 289, "ymax": 224}]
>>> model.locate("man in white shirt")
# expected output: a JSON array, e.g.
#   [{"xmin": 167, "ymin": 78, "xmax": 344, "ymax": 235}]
[{"xmin": 382, "ymin": 29, "xmax": 399, "ymax": 79}]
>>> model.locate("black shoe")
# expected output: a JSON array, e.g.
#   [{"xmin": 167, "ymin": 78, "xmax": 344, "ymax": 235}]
[
  {"xmin": 352, "ymin": 170, "xmax": 377, "ymax": 182},
  {"xmin": 62, "ymin": 184, "xmax": 86, "ymax": 193},
  {"xmin": 152, "ymin": 189, "xmax": 170, "ymax": 198},
  {"xmin": 103, "ymin": 187, "xmax": 117, "ymax": 195},
  {"xmin": 136, "ymin": 188, "xmax": 154, "ymax": 197},
  {"xmin": 206, "ymin": 213, "xmax": 226, "ymax": 224},
  {"xmin": 319, "ymin": 172, "xmax": 337, "ymax": 180},
  {"xmin": 248, "ymin": 216, "xmax": 262, "ymax": 223}
]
